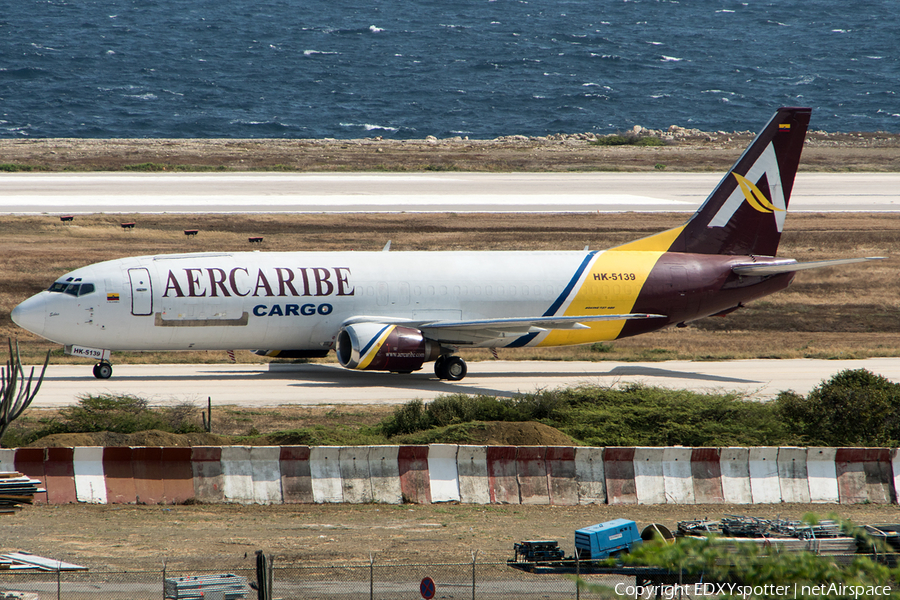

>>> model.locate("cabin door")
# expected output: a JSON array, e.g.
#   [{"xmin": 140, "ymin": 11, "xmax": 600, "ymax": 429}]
[{"xmin": 128, "ymin": 268, "xmax": 153, "ymax": 316}]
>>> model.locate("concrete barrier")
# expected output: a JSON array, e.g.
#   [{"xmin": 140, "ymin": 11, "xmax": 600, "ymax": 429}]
[
  {"xmin": 310, "ymin": 446, "xmax": 343, "ymax": 503},
  {"xmin": 368, "ymin": 446, "xmax": 402, "ymax": 504},
  {"xmin": 398, "ymin": 446, "xmax": 431, "ymax": 504},
  {"xmin": 516, "ymin": 447, "xmax": 549, "ymax": 505},
  {"xmin": 836, "ymin": 448, "xmax": 893, "ymax": 504},
  {"xmin": 339, "ymin": 446, "xmax": 373, "ymax": 504},
  {"xmin": 719, "ymin": 447, "xmax": 752, "ymax": 504},
  {"xmin": 250, "ymin": 446, "xmax": 283, "ymax": 505},
  {"xmin": 777, "ymin": 447, "xmax": 810, "ymax": 504},
  {"xmin": 749, "ymin": 447, "xmax": 781, "ymax": 504},
  {"xmin": 807, "ymin": 447, "xmax": 839, "ymax": 504},
  {"xmin": 487, "ymin": 446, "xmax": 519, "ymax": 504},
  {"xmin": 191, "ymin": 446, "xmax": 225, "ymax": 503},
  {"xmin": 103, "ymin": 447, "xmax": 137, "ymax": 504},
  {"xmin": 546, "ymin": 447, "xmax": 577, "ymax": 506},
  {"xmin": 457, "ymin": 446, "xmax": 490, "ymax": 504},
  {"xmin": 162, "ymin": 447, "xmax": 195, "ymax": 504},
  {"xmin": 634, "ymin": 447, "xmax": 666, "ymax": 505},
  {"xmin": 14, "ymin": 448, "xmax": 47, "ymax": 504},
  {"xmin": 428, "ymin": 445, "xmax": 460, "ymax": 503},
  {"xmin": 16, "ymin": 443, "xmax": 900, "ymax": 507},
  {"xmin": 0, "ymin": 449, "xmax": 15, "ymax": 472},
  {"xmin": 574, "ymin": 447, "xmax": 606, "ymax": 505},
  {"xmin": 662, "ymin": 447, "xmax": 694, "ymax": 504},
  {"xmin": 279, "ymin": 446, "xmax": 313, "ymax": 503},
  {"xmin": 604, "ymin": 447, "xmax": 637, "ymax": 504},
  {"xmin": 44, "ymin": 447, "xmax": 77, "ymax": 504},
  {"xmin": 220, "ymin": 446, "xmax": 254, "ymax": 504},
  {"xmin": 132, "ymin": 447, "xmax": 165, "ymax": 505},
  {"xmin": 893, "ymin": 449, "xmax": 900, "ymax": 507},
  {"xmin": 690, "ymin": 448, "xmax": 724, "ymax": 504},
  {"xmin": 73, "ymin": 447, "xmax": 107, "ymax": 504}
]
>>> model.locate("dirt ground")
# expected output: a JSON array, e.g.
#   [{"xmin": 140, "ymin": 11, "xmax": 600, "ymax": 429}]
[
  {"xmin": 1, "ymin": 129, "xmax": 899, "ymax": 172},
  {"xmin": 5, "ymin": 502, "xmax": 900, "ymax": 571}
]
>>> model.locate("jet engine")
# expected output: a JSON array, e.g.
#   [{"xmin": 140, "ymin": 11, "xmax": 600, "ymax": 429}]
[{"xmin": 337, "ymin": 323, "xmax": 440, "ymax": 373}]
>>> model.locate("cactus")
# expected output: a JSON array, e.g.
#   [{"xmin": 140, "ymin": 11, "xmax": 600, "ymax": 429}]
[{"xmin": 0, "ymin": 339, "xmax": 50, "ymax": 442}]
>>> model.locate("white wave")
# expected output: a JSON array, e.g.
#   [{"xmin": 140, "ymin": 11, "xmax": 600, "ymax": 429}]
[
  {"xmin": 716, "ymin": 9, "xmax": 735, "ymax": 13},
  {"xmin": 661, "ymin": 55, "xmax": 683, "ymax": 62},
  {"xmin": 369, "ymin": 25, "xmax": 383, "ymax": 33},
  {"xmin": 832, "ymin": 29, "xmax": 848, "ymax": 33},
  {"xmin": 124, "ymin": 93, "xmax": 157, "ymax": 101},
  {"xmin": 304, "ymin": 50, "xmax": 339, "ymax": 56},
  {"xmin": 340, "ymin": 122, "xmax": 399, "ymax": 132}
]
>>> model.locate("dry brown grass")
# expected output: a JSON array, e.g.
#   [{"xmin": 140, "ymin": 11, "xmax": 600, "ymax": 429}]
[{"xmin": 1, "ymin": 212, "xmax": 897, "ymax": 364}]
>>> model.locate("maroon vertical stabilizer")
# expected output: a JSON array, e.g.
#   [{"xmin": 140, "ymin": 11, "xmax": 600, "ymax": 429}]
[{"xmin": 668, "ymin": 107, "xmax": 811, "ymax": 256}]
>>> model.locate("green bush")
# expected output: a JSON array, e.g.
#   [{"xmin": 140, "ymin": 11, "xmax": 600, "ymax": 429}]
[
  {"xmin": 590, "ymin": 135, "xmax": 665, "ymax": 147},
  {"xmin": 58, "ymin": 394, "xmax": 203, "ymax": 435},
  {"xmin": 380, "ymin": 384, "xmax": 788, "ymax": 446},
  {"xmin": 775, "ymin": 369, "xmax": 900, "ymax": 446}
]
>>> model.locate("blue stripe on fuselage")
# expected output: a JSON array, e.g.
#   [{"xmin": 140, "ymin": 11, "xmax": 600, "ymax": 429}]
[{"xmin": 505, "ymin": 251, "xmax": 597, "ymax": 348}]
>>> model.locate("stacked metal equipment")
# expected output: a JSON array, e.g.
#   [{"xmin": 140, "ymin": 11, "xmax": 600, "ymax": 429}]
[
  {"xmin": 164, "ymin": 574, "xmax": 248, "ymax": 600},
  {"xmin": 677, "ymin": 515, "xmax": 857, "ymax": 564},
  {"xmin": 0, "ymin": 472, "xmax": 46, "ymax": 514}
]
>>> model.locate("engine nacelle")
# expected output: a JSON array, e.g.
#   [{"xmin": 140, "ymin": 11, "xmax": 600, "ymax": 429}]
[{"xmin": 337, "ymin": 323, "xmax": 440, "ymax": 372}]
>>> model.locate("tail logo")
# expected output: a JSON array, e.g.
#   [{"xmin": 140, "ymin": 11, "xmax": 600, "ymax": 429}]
[
  {"xmin": 733, "ymin": 172, "xmax": 784, "ymax": 214},
  {"xmin": 708, "ymin": 142, "xmax": 787, "ymax": 233}
]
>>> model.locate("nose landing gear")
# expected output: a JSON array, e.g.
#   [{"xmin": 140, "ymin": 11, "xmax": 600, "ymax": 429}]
[
  {"xmin": 434, "ymin": 355, "xmax": 467, "ymax": 381},
  {"xmin": 92, "ymin": 361, "xmax": 113, "ymax": 379}
]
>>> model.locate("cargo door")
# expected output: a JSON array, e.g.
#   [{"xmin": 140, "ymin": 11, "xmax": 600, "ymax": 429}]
[{"xmin": 128, "ymin": 268, "xmax": 153, "ymax": 316}]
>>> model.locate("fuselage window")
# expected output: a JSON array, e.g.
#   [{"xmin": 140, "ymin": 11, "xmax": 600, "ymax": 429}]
[
  {"xmin": 48, "ymin": 282, "xmax": 68, "ymax": 293},
  {"xmin": 79, "ymin": 283, "xmax": 95, "ymax": 296}
]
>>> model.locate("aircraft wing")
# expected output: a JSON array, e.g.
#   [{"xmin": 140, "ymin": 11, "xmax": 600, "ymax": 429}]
[
  {"xmin": 732, "ymin": 257, "xmax": 884, "ymax": 277},
  {"xmin": 342, "ymin": 313, "xmax": 665, "ymax": 343}
]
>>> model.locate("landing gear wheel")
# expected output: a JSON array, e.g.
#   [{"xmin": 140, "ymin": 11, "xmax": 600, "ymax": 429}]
[
  {"xmin": 443, "ymin": 356, "xmax": 467, "ymax": 381},
  {"xmin": 434, "ymin": 355, "xmax": 448, "ymax": 379},
  {"xmin": 93, "ymin": 361, "xmax": 113, "ymax": 379}
]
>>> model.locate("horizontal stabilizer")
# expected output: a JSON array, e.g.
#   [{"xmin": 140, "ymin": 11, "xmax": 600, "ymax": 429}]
[{"xmin": 732, "ymin": 257, "xmax": 884, "ymax": 276}]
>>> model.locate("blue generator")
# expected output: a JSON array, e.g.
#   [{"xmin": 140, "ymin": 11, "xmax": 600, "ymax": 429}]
[{"xmin": 575, "ymin": 518, "xmax": 642, "ymax": 560}]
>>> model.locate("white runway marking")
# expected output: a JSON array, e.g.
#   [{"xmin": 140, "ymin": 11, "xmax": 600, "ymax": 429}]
[{"xmin": 1, "ymin": 173, "xmax": 898, "ymax": 214}]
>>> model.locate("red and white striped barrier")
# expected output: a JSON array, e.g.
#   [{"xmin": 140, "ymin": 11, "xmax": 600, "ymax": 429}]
[{"xmin": 6, "ymin": 444, "xmax": 900, "ymax": 506}]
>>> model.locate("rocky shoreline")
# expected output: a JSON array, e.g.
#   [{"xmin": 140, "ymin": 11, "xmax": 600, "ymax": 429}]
[{"xmin": 1, "ymin": 128, "xmax": 898, "ymax": 172}]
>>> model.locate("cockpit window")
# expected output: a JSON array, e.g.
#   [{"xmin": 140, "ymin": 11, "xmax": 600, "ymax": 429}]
[{"xmin": 48, "ymin": 282, "xmax": 96, "ymax": 296}]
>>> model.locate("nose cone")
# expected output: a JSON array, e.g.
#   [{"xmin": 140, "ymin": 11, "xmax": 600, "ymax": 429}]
[{"xmin": 11, "ymin": 295, "xmax": 47, "ymax": 337}]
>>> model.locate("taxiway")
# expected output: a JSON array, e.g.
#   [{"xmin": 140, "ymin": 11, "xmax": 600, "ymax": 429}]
[{"xmin": 28, "ymin": 358, "xmax": 900, "ymax": 408}]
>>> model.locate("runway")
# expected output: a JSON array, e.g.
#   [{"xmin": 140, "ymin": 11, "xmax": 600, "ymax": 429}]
[
  {"xmin": 28, "ymin": 358, "xmax": 900, "ymax": 408},
  {"xmin": 2, "ymin": 172, "xmax": 899, "ymax": 214}
]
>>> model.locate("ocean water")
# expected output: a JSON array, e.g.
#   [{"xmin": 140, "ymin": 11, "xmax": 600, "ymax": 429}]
[{"xmin": 1, "ymin": 0, "xmax": 897, "ymax": 139}]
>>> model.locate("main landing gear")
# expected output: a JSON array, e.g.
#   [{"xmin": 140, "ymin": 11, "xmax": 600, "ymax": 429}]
[
  {"xmin": 92, "ymin": 361, "xmax": 113, "ymax": 379},
  {"xmin": 434, "ymin": 355, "xmax": 467, "ymax": 381}
]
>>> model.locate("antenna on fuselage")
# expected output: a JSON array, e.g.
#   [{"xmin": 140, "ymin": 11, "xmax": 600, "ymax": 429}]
[{"xmin": 383, "ymin": 241, "xmax": 392, "ymax": 252}]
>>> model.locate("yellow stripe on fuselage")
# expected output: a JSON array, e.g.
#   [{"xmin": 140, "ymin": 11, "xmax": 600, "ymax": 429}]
[{"xmin": 537, "ymin": 226, "xmax": 686, "ymax": 348}]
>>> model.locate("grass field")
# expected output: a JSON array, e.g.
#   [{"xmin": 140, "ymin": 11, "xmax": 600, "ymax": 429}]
[{"xmin": 1, "ymin": 211, "xmax": 897, "ymax": 365}]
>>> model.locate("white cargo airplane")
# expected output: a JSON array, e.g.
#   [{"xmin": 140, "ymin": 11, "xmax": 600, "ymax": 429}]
[{"xmin": 11, "ymin": 107, "xmax": 880, "ymax": 381}]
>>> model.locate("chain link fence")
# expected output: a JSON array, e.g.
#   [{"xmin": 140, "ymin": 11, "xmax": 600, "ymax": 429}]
[{"xmin": 0, "ymin": 560, "xmax": 683, "ymax": 600}]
